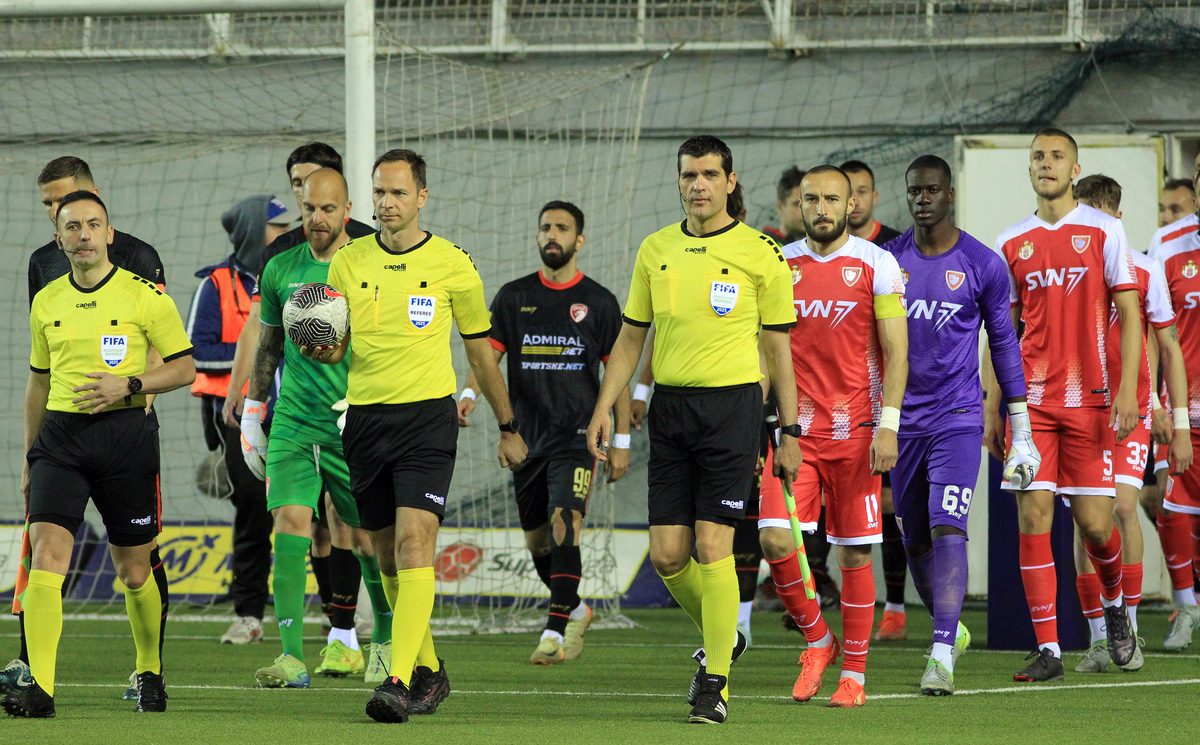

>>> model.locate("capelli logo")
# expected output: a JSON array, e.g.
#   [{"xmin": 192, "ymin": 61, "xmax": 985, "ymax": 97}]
[
  {"xmin": 685, "ymin": 246, "xmax": 707, "ymax": 254},
  {"xmin": 76, "ymin": 301, "xmax": 97, "ymax": 309},
  {"xmin": 425, "ymin": 492, "xmax": 446, "ymax": 506},
  {"xmin": 720, "ymin": 499, "xmax": 744, "ymax": 510},
  {"xmin": 384, "ymin": 264, "xmax": 407, "ymax": 271}
]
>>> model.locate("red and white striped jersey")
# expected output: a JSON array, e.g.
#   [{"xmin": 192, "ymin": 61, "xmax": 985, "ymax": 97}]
[
  {"xmin": 783, "ymin": 234, "xmax": 905, "ymax": 440},
  {"xmin": 1157, "ymin": 227, "xmax": 1200, "ymax": 426},
  {"xmin": 1148, "ymin": 212, "xmax": 1198, "ymax": 261},
  {"xmin": 995, "ymin": 203, "xmax": 1138, "ymax": 409},
  {"xmin": 1105, "ymin": 250, "xmax": 1175, "ymax": 429}
]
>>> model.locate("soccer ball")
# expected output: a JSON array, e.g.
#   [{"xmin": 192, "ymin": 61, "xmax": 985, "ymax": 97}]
[
  {"xmin": 282, "ymin": 283, "xmax": 349, "ymax": 348},
  {"xmin": 433, "ymin": 542, "xmax": 483, "ymax": 582}
]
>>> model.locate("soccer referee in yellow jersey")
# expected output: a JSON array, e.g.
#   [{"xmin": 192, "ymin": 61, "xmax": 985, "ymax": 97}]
[
  {"xmin": 305, "ymin": 149, "xmax": 527, "ymax": 723},
  {"xmin": 9, "ymin": 192, "xmax": 195, "ymax": 718},
  {"xmin": 587, "ymin": 136, "xmax": 803, "ymax": 724}
]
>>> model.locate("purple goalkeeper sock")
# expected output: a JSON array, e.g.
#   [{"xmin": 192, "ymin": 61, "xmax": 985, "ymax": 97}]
[
  {"xmin": 908, "ymin": 547, "xmax": 935, "ymax": 617},
  {"xmin": 931, "ymin": 534, "xmax": 968, "ymax": 647}
]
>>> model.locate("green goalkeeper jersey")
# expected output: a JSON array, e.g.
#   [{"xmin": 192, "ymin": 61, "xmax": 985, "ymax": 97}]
[{"xmin": 258, "ymin": 242, "xmax": 350, "ymax": 447}]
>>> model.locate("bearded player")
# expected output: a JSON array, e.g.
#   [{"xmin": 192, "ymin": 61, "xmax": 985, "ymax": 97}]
[
  {"xmin": 758, "ymin": 165, "xmax": 908, "ymax": 708},
  {"xmin": 985, "ymin": 129, "xmax": 1142, "ymax": 682},
  {"xmin": 882, "ymin": 155, "xmax": 1032, "ymax": 694}
]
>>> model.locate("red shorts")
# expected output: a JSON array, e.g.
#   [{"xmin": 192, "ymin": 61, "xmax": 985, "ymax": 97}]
[
  {"xmin": 1164, "ymin": 428, "xmax": 1200, "ymax": 515},
  {"xmin": 1113, "ymin": 423, "xmax": 1152, "ymax": 489},
  {"xmin": 759, "ymin": 436, "xmax": 882, "ymax": 546},
  {"xmin": 1016, "ymin": 406, "xmax": 1116, "ymax": 498}
]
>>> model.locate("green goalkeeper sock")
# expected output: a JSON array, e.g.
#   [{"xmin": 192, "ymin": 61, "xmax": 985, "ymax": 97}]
[
  {"xmin": 273, "ymin": 533, "xmax": 311, "ymax": 661},
  {"xmin": 356, "ymin": 554, "xmax": 393, "ymax": 644}
]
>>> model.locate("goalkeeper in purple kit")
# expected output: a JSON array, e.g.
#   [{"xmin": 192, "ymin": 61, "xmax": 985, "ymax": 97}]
[{"xmin": 882, "ymin": 156, "xmax": 1036, "ymax": 694}]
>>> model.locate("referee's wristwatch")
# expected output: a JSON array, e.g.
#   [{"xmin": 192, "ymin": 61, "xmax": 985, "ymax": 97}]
[
  {"xmin": 498, "ymin": 418, "xmax": 520, "ymax": 434},
  {"xmin": 127, "ymin": 376, "xmax": 143, "ymax": 395},
  {"xmin": 779, "ymin": 424, "xmax": 802, "ymax": 439}
]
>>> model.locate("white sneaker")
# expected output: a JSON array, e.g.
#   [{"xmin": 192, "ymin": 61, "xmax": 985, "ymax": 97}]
[
  {"xmin": 1164, "ymin": 605, "xmax": 1199, "ymax": 651},
  {"xmin": 1074, "ymin": 640, "xmax": 1113, "ymax": 673},
  {"xmin": 220, "ymin": 616, "xmax": 264, "ymax": 645}
]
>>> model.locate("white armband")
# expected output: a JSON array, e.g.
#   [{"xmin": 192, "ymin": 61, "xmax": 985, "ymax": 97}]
[
  {"xmin": 611, "ymin": 433, "xmax": 631, "ymax": 449},
  {"xmin": 1173, "ymin": 407, "xmax": 1190, "ymax": 430},
  {"xmin": 459, "ymin": 388, "xmax": 476, "ymax": 402},
  {"xmin": 878, "ymin": 406, "xmax": 901, "ymax": 433},
  {"xmin": 633, "ymin": 384, "xmax": 651, "ymax": 403}
]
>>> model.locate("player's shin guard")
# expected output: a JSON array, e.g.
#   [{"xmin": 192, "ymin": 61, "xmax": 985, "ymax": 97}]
[
  {"xmin": 273, "ymin": 533, "xmax": 311, "ymax": 660},
  {"xmin": 25, "ymin": 570, "xmax": 64, "ymax": 696},
  {"xmin": 532, "ymin": 552, "xmax": 553, "ymax": 591},
  {"xmin": 767, "ymin": 551, "xmax": 828, "ymax": 644},
  {"xmin": 881, "ymin": 517, "xmax": 907, "ymax": 609},
  {"xmin": 698, "ymin": 556, "xmax": 738, "ymax": 684},
  {"xmin": 390, "ymin": 567, "xmax": 435, "ymax": 686},
  {"xmin": 311, "ymin": 552, "xmax": 333, "ymax": 621},
  {"xmin": 547, "ymin": 544, "xmax": 582, "ymax": 636},
  {"xmin": 329, "ymin": 546, "xmax": 361, "ymax": 634},
  {"xmin": 930, "ymin": 535, "xmax": 968, "ymax": 648},
  {"xmin": 907, "ymin": 548, "xmax": 935, "ymax": 616},
  {"xmin": 733, "ymin": 518, "xmax": 764, "ymax": 603},
  {"xmin": 658, "ymin": 558, "xmax": 705, "ymax": 633},
  {"xmin": 125, "ymin": 575, "xmax": 163, "ymax": 675},
  {"xmin": 1084, "ymin": 527, "xmax": 1124, "ymax": 604},
  {"xmin": 1019, "ymin": 532, "xmax": 1058, "ymax": 648},
  {"xmin": 839, "ymin": 563, "xmax": 874, "ymax": 675},
  {"xmin": 1157, "ymin": 509, "xmax": 1194, "ymax": 593},
  {"xmin": 150, "ymin": 546, "xmax": 169, "ymax": 667},
  {"xmin": 357, "ymin": 555, "xmax": 393, "ymax": 645}
]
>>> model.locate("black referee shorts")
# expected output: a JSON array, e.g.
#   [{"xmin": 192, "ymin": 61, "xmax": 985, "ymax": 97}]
[
  {"xmin": 512, "ymin": 451, "xmax": 597, "ymax": 532},
  {"xmin": 647, "ymin": 383, "xmax": 761, "ymax": 528},
  {"xmin": 27, "ymin": 408, "xmax": 161, "ymax": 547},
  {"xmin": 342, "ymin": 397, "xmax": 457, "ymax": 531}
]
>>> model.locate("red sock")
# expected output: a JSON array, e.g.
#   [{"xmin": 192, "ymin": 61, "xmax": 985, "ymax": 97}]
[
  {"xmin": 1191, "ymin": 515, "xmax": 1200, "ymax": 588},
  {"xmin": 839, "ymin": 563, "xmax": 874, "ymax": 675},
  {"xmin": 1075, "ymin": 572, "xmax": 1103, "ymax": 619},
  {"xmin": 1157, "ymin": 509, "xmax": 1194, "ymax": 591},
  {"xmin": 768, "ymin": 552, "xmax": 829, "ymax": 644},
  {"xmin": 1122, "ymin": 563, "xmax": 1143, "ymax": 607},
  {"xmin": 1084, "ymin": 526, "xmax": 1124, "ymax": 602},
  {"xmin": 1019, "ymin": 532, "xmax": 1058, "ymax": 647}
]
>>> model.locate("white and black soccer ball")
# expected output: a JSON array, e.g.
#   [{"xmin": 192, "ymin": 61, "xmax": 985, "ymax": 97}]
[{"xmin": 282, "ymin": 283, "xmax": 349, "ymax": 349}]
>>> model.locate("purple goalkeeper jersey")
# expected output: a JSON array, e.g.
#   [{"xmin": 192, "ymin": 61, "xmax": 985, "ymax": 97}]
[{"xmin": 883, "ymin": 228, "xmax": 1026, "ymax": 436}]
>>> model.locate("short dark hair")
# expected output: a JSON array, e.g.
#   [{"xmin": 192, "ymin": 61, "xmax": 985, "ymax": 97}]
[
  {"xmin": 839, "ymin": 160, "xmax": 875, "ymax": 188},
  {"xmin": 373, "ymin": 149, "xmax": 427, "ymax": 189},
  {"xmin": 803, "ymin": 164, "xmax": 853, "ymax": 196},
  {"xmin": 1032, "ymin": 128, "xmax": 1078, "ymax": 157},
  {"xmin": 539, "ymin": 200, "xmax": 585, "ymax": 235},
  {"xmin": 286, "ymin": 142, "xmax": 343, "ymax": 175},
  {"xmin": 38, "ymin": 156, "xmax": 93, "ymax": 187},
  {"xmin": 727, "ymin": 181, "xmax": 746, "ymax": 221},
  {"xmin": 906, "ymin": 155, "xmax": 952, "ymax": 182},
  {"xmin": 1075, "ymin": 174, "xmax": 1122, "ymax": 212},
  {"xmin": 55, "ymin": 190, "xmax": 108, "ymax": 224},
  {"xmin": 1164, "ymin": 178, "xmax": 1196, "ymax": 196},
  {"xmin": 677, "ymin": 135, "xmax": 733, "ymax": 176},
  {"xmin": 777, "ymin": 166, "xmax": 806, "ymax": 204}
]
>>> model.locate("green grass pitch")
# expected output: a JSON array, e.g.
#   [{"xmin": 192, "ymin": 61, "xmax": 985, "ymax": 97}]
[{"xmin": 3, "ymin": 606, "xmax": 1197, "ymax": 744}]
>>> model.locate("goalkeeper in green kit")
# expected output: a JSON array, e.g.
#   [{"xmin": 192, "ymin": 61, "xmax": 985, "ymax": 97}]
[{"xmin": 243, "ymin": 168, "xmax": 394, "ymax": 687}]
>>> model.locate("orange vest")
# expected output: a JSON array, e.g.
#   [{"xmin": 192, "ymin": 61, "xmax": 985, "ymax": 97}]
[{"xmin": 191, "ymin": 266, "xmax": 253, "ymax": 398}]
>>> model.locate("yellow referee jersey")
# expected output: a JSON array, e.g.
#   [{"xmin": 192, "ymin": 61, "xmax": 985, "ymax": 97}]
[
  {"xmin": 30, "ymin": 267, "xmax": 193, "ymax": 412},
  {"xmin": 624, "ymin": 220, "xmax": 795, "ymax": 388},
  {"xmin": 327, "ymin": 231, "xmax": 491, "ymax": 405}
]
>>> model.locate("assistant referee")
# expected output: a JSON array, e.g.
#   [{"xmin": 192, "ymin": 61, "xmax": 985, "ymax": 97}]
[
  {"xmin": 306, "ymin": 149, "xmax": 527, "ymax": 723},
  {"xmin": 586, "ymin": 135, "xmax": 802, "ymax": 725},
  {"xmin": 9, "ymin": 191, "xmax": 195, "ymax": 719}
]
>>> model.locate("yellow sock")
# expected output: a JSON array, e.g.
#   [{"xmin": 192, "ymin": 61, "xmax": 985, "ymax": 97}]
[
  {"xmin": 658, "ymin": 557, "xmax": 704, "ymax": 633},
  {"xmin": 416, "ymin": 625, "xmax": 439, "ymax": 671},
  {"xmin": 388, "ymin": 567, "xmax": 435, "ymax": 686},
  {"xmin": 699, "ymin": 555, "xmax": 738, "ymax": 690},
  {"xmin": 124, "ymin": 577, "xmax": 163, "ymax": 675},
  {"xmin": 381, "ymin": 572, "xmax": 399, "ymax": 610},
  {"xmin": 25, "ymin": 570, "xmax": 65, "ymax": 696}
]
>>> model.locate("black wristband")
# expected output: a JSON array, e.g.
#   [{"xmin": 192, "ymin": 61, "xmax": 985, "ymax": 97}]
[{"xmin": 780, "ymin": 424, "xmax": 802, "ymax": 438}]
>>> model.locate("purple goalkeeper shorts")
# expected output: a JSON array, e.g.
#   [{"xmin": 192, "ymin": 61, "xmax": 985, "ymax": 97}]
[{"xmin": 891, "ymin": 429, "xmax": 982, "ymax": 545}]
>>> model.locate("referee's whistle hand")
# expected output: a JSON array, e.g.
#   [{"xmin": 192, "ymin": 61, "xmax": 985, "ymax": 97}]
[
  {"xmin": 498, "ymin": 432, "xmax": 528, "ymax": 471},
  {"xmin": 457, "ymin": 398, "xmax": 476, "ymax": 427},
  {"xmin": 72, "ymin": 371, "xmax": 132, "ymax": 414},
  {"xmin": 586, "ymin": 413, "xmax": 612, "ymax": 464},
  {"xmin": 773, "ymin": 436, "xmax": 802, "ymax": 486}
]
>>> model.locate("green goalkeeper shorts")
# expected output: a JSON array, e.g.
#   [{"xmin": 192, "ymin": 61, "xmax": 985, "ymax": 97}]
[{"xmin": 265, "ymin": 437, "xmax": 360, "ymax": 528}]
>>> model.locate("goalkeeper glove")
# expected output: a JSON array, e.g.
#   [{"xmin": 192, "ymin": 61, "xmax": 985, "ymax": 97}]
[
  {"xmin": 1004, "ymin": 402, "xmax": 1041, "ymax": 490},
  {"xmin": 240, "ymin": 398, "xmax": 268, "ymax": 481},
  {"xmin": 332, "ymin": 398, "xmax": 348, "ymax": 435}
]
